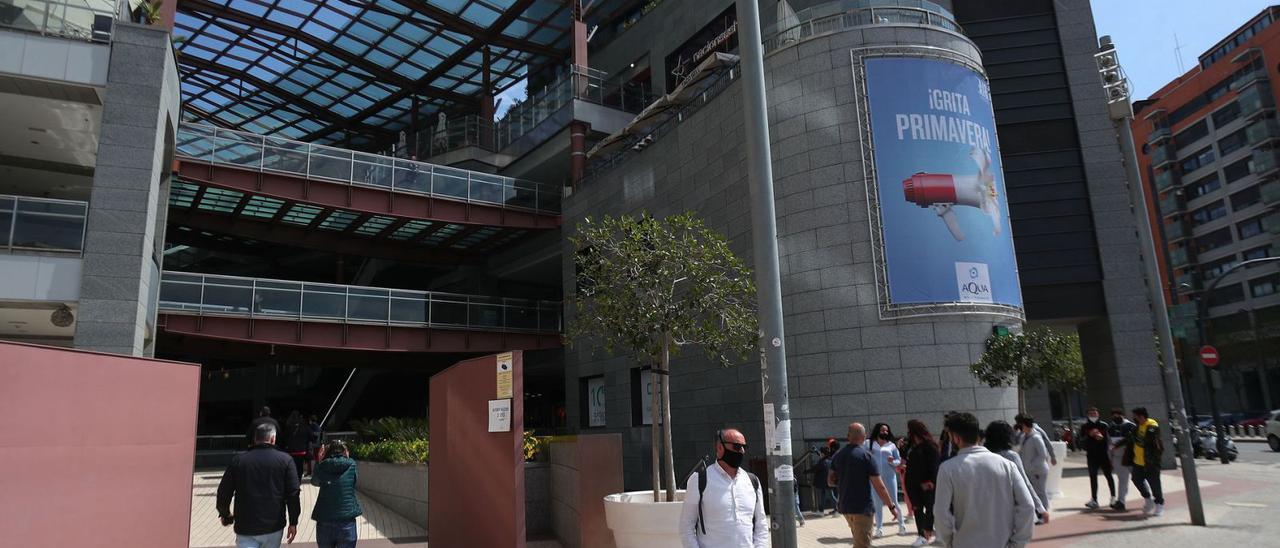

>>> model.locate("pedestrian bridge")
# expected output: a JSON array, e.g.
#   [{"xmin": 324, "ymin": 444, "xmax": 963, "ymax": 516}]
[{"xmin": 158, "ymin": 272, "xmax": 561, "ymax": 353}]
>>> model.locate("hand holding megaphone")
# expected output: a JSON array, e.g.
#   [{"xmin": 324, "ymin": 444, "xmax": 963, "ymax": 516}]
[{"xmin": 902, "ymin": 147, "xmax": 1001, "ymax": 241}]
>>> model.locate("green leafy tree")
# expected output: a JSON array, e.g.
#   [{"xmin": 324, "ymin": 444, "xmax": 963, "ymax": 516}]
[
  {"xmin": 568, "ymin": 212, "xmax": 758, "ymax": 502},
  {"xmin": 971, "ymin": 326, "xmax": 1085, "ymax": 413}
]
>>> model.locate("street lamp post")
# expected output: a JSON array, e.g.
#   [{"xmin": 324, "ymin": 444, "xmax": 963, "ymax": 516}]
[
  {"xmin": 1095, "ymin": 35, "xmax": 1204, "ymax": 525},
  {"xmin": 1195, "ymin": 256, "xmax": 1280, "ymax": 464}
]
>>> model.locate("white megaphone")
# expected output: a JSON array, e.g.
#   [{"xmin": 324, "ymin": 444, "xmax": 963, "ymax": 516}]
[{"xmin": 901, "ymin": 147, "xmax": 1002, "ymax": 241}]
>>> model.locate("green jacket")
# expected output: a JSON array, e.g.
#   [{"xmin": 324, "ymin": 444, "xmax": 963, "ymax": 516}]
[{"xmin": 310, "ymin": 456, "xmax": 363, "ymax": 522}]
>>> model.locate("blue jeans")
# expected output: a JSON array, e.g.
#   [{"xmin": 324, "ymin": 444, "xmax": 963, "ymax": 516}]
[
  {"xmin": 316, "ymin": 520, "xmax": 358, "ymax": 548},
  {"xmin": 817, "ymin": 487, "xmax": 838, "ymax": 512},
  {"xmin": 236, "ymin": 530, "xmax": 282, "ymax": 548}
]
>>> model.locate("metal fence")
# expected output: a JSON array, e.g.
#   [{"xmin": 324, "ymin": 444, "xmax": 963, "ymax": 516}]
[
  {"xmin": 0, "ymin": 0, "xmax": 118, "ymax": 42},
  {"xmin": 175, "ymin": 124, "xmax": 562, "ymax": 215},
  {"xmin": 159, "ymin": 271, "xmax": 563, "ymax": 333},
  {"xmin": 0, "ymin": 194, "xmax": 88, "ymax": 254}
]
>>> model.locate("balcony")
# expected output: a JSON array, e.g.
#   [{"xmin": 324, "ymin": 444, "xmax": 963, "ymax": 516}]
[
  {"xmin": 1169, "ymin": 247, "xmax": 1194, "ymax": 268},
  {"xmin": 1164, "ymin": 219, "xmax": 1189, "ymax": 241},
  {"xmin": 1230, "ymin": 69, "xmax": 1269, "ymax": 92},
  {"xmin": 1265, "ymin": 213, "xmax": 1280, "ymax": 234},
  {"xmin": 1158, "ymin": 193, "xmax": 1182, "ymax": 216},
  {"xmin": 1247, "ymin": 119, "xmax": 1280, "ymax": 146},
  {"xmin": 1250, "ymin": 149, "xmax": 1280, "ymax": 178},
  {"xmin": 1151, "ymin": 146, "xmax": 1174, "ymax": 169},
  {"xmin": 1263, "ymin": 181, "xmax": 1280, "ymax": 206},
  {"xmin": 1146, "ymin": 127, "xmax": 1172, "ymax": 145},
  {"xmin": 761, "ymin": 0, "xmax": 962, "ymax": 52},
  {"xmin": 0, "ymin": 194, "xmax": 87, "ymax": 255},
  {"xmin": 1239, "ymin": 86, "xmax": 1276, "ymax": 120},
  {"xmin": 1154, "ymin": 169, "xmax": 1178, "ymax": 190},
  {"xmin": 0, "ymin": 0, "xmax": 118, "ymax": 43}
]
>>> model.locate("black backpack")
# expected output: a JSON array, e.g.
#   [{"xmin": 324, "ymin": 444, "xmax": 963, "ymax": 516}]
[{"xmin": 694, "ymin": 466, "xmax": 761, "ymax": 535}]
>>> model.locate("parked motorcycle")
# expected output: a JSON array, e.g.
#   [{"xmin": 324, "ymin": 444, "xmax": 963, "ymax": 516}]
[{"xmin": 1192, "ymin": 429, "xmax": 1239, "ymax": 461}]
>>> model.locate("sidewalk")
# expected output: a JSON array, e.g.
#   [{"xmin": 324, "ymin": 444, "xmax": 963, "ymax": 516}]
[{"xmin": 796, "ymin": 451, "xmax": 1280, "ymax": 546}]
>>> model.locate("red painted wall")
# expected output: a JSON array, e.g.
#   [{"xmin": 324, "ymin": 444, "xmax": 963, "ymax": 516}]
[
  {"xmin": 0, "ymin": 341, "xmax": 200, "ymax": 546},
  {"xmin": 429, "ymin": 351, "xmax": 525, "ymax": 547}
]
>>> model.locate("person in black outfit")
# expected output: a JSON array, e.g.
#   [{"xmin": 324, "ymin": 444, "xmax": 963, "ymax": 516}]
[
  {"xmin": 248, "ymin": 406, "xmax": 281, "ymax": 447},
  {"xmin": 1078, "ymin": 406, "xmax": 1116, "ymax": 509},
  {"xmin": 903, "ymin": 419, "xmax": 940, "ymax": 547},
  {"xmin": 218, "ymin": 423, "xmax": 301, "ymax": 547},
  {"xmin": 282, "ymin": 410, "xmax": 312, "ymax": 482},
  {"xmin": 812, "ymin": 441, "xmax": 840, "ymax": 515}
]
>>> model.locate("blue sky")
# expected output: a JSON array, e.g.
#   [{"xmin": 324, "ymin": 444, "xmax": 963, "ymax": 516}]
[{"xmin": 1091, "ymin": 0, "xmax": 1275, "ymax": 100}]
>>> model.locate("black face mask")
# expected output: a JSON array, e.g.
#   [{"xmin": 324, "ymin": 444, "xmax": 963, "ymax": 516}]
[
  {"xmin": 878, "ymin": 433, "xmax": 891, "ymax": 441},
  {"xmin": 720, "ymin": 448, "xmax": 745, "ymax": 469}
]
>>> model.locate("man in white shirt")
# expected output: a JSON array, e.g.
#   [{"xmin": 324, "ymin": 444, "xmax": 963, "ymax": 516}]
[
  {"xmin": 679, "ymin": 428, "xmax": 768, "ymax": 548},
  {"xmin": 936, "ymin": 413, "xmax": 1036, "ymax": 548}
]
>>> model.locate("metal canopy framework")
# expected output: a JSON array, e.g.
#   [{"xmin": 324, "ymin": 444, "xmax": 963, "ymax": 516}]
[{"xmin": 174, "ymin": 0, "xmax": 572, "ymax": 149}]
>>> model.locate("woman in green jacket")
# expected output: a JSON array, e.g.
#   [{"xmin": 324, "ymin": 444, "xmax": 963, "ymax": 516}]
[{"xmin": 311, "ymin": 440, "xmax": 363, "ymax": 547}]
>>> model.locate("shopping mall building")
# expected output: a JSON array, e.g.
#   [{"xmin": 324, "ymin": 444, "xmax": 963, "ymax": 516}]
[{"xmin": 0, "ymin": 0, "xmax": 1168, "ymax": 488}]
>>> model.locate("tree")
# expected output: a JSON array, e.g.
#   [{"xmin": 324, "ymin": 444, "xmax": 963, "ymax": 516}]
[
  {"xmin": 567, "ymin": 212, "xmax": 758, "ymax": 502},
  {"xmin": 971, "ymin": 326, "xmax": 1085, "ymax": 414}
]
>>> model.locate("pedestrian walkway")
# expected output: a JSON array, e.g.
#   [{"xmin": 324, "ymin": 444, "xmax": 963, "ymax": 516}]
[{"xmin": 188, "ymin": 469, "xmax": 423, "ymax": 547}]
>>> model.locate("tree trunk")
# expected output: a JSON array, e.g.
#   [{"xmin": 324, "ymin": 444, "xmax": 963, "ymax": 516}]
[
  {"xmin": 1018, "ymin": 385, "xmax": 1027, "ymax": 414},
  {"xmin": 650, "ymin": 360, "xmax": 661, "ymax": 502},
  {"xmin": 661, "ymin": 331, "xmax": 677, "ymax": 502}
]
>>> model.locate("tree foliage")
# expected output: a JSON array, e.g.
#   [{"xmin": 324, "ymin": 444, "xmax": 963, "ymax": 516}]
[
  {"xmin": 567, "ymin": 212, "xmax": 758, "ymax": 367},
  {"xmin": 971, "ymin": 326, "xmax": 1085, "ymax": 411}
]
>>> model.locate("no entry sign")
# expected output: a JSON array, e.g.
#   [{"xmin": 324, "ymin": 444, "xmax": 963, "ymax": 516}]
[{"xmin": 1199, "ymin": 345, "xmax": 1220, "ymax": 367}]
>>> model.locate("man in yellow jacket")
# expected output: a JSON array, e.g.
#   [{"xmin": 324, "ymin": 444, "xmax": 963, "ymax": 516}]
[{"xmin": 1122, "ymin": 407, "xmax": 1164, "ymax": 517}]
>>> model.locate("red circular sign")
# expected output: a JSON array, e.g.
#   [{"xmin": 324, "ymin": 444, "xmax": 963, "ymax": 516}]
[{"xmin": 1199, "ymin": 345, "xmax": 1220, "ymax": 367}]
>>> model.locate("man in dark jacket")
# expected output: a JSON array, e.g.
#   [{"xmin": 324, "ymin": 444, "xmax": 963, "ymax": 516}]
[
  {"xmin": 248, "ymin": 406, "xmax": 281, "ymax": 447},
  {"xmin": 218, "ymin": 423, "xmax": 301, "ymax": 547},
  {"xmin": 1108, "ymin": 408, "xmax": 1137, "ymax": 511},
  {"xmin": 1122, "ymin": 407, "xmax": 1164, "ymax": 517},
  {"xmin": 311, "ymin": 440, "xmax": 363, "ymax": 548},
  {"xmin": 1078, "ymin": 406, "xmax": 1115, "ymax": 509}
]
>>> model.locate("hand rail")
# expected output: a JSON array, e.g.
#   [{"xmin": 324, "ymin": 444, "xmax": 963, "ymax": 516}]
[
  {"xmin": 0, "ymin": 0, "xmax": 118, "ymax": 43},
  {"xmin": 0, "ymin": 194, "xmax": 88, "ymax": 255},
  {"xmin": 175, "ymin": 123, "xmax": 562, "ymax": 216},
  {"xmin": 762, "ymin": 1, "xmax": 962, "ymax": 53},
  {"xmin": 158, "ymin": 270, "xmax": 563, "ymax": 334}
]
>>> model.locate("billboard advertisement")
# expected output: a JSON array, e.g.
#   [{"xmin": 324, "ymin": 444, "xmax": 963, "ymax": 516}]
[{"xmin": 864, "ymin": 56, "xmax": 1023, "ymax": 309}]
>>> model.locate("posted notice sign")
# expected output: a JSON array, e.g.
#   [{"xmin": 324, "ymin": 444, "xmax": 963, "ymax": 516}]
[
  {"xmin": 496, "ymin": 352, "xmax": 513, "ymax": 399},
  {"xmin": 488, "ymin": 399, "xmax": 511, "ymax": 432}
]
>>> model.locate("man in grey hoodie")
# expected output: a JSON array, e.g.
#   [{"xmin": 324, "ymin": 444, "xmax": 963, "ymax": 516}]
[
  {"xmin": 935, "ymin": 413, "xmax": 1036, "ymax": 548},
  {"xmin": 1013, "ymin": 413, "xmax": 1057, "ymax": 467},
  {"xmin": 1015, "ymin": 416, "xmax": 1052, "ymax": 513}
]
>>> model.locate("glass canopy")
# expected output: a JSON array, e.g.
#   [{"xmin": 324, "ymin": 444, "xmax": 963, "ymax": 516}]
[{"xmin": 174, "ymin": 0, "xmax": 571, "ymax": 149}]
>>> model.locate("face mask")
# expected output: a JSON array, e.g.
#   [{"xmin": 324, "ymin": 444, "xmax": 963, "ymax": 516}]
[
  {"xmin": 879, "ymin": 433, "xmax": 891, "ymax": 440},
  {"xmin": 1088, "ymin": 416, "xmax": 1099, "ymax": 423},
  {"xmin": 720, "ymin": 448, "xmax": 745, "ymax": 469}
]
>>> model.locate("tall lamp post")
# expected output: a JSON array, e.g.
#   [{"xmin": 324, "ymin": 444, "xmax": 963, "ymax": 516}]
[
  {"xmin": 1196, "ymin": 256, "xmax": 1280, "ymax": 463},
  {"xmin": 1095, "ymin": 35, "xmax": 1204, "ymax": 525}
]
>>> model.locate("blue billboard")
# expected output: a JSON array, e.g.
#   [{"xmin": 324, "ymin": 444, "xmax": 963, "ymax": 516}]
[{"xmin": 864, "ymin": 56, "xmax": 1023, "ymax": 309}]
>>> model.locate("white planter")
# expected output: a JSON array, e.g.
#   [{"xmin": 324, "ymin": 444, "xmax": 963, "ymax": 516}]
[
  {"xmin": 603, "ymin": 490, "xmax": 687, "ymax": 548},
  {"xmin": 1045, "ymin": 441, "xmax": 1068, "ymax": 500}
]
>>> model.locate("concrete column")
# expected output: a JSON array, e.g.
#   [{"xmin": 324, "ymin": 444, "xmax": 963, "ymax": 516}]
[{"xmin": 74, "ymin": 23, "xmax": 180, "ymax": 357}]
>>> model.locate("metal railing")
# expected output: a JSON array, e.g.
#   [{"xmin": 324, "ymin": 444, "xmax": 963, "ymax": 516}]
[
  {"xmin": 0, "ymin": 194, "xmax": 88, "ymax": 255},
  {"xmin": 417, "ymin": 65, "xmax": 657, "ymax": 158},
  {"xmin": 175, "ymin": 124, "xmax": 562, "ymax": 215},
  {"xmin": 0, "ymin": 0, "xmax": 117, "ymax": 42},
  {"xmin": 762, "ymin": 0, "xmax": 960, "ymax": 53},
  {"xmin": 158, "ymin": 271, "xmax": 563, "ymax": 334}
]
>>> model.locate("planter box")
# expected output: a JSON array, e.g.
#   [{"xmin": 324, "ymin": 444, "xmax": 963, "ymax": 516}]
[{"xmin": 355, "ymin": 461, "xmax": 553, "ymax": 535}]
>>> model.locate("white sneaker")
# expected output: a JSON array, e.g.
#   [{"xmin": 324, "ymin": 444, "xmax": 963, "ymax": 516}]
[
  {"xmin": 899, "ymin": 525, "xmax": 910, "ymax": 536},
  {"xmin": 874, "ymin": 527, "xmax": 884, "ymax": 538},
  {"xmin": 1085, "ymin": 499, "xmax": 1099, "ymax": 509},
  {"xmin": 1142, "ymin": 498, "xmax": 1155, "ymax": 515},
  {"xmin": 1153, "ymin": 504, "xmax": 1164, "ymax": 517},
  {"xmin": 911, "ymin": 537, "xmax": 928, "ymax": 547}
]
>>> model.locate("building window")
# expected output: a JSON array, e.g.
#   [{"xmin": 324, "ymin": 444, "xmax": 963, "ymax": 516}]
[
  {"xmin": 630, "ymin": 367, "xmax": 657, "ymax": 426},
  {"xmin": 1238, "ymin": 214, "xmax": 1267, "ymax": 239},
  {"xmin": 1211, "ymin": 101, "xmax": 1242, "ymax": 128},
  {"xmin": 1251, "ymin": 273, "xmax": 1280, "ymax": 297},
  {"xmin": 1218, "ymin": 128, "xmax": 1248, "ymax": 156},
  {"xmin": 1224, "ymin": 157, "xmax": 1253, "ymax": 183},
  {"xmin": 1179, "ymin": 146, "xmax": 1217, "ymax": 173},
  {"xmin": 1231, "ymin": 185, "xmax": 1263, "ymax": 211},
  {"xmin": 1191, "ymin": 199, "xmax": 1228, "ymax": 226},
  {"xmin": 1244, "ymin": 245, "xmax": 1272, "ymax": 260},
  {"xmin": 1176, "ymin": 119, "xmax": 1210, "ymax": 146},
  {"xmin": 1203, "ymin": 255, "xmax": 1240, "ymax": 279},
  {"xmin": 1186, "ymin": 173, "xmax": 1222, "ymax": 198},
  {"xmin": 1207, "ymin": 282, "xmax": 1246, "ymax": 307},
  {"xmin": 581, "ymin": 375, "xmax": 606, "ymax": 428},
  {"xmin": 1196, "ymin": 227, "xmax": 1234, "ymax": 253}
]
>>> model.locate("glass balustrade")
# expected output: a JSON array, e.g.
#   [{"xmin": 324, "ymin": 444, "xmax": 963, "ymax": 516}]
[
  {"xmin": 175, "ymin": 124, "xmax": 562, "ymax": 215},
  {"xmin": 1169, "ymin": 247, "xmax": 1192, "ymax": 267},
  {"xmin": 1263, "ymin": 181, "xmax": 1280, "ymax": 205},
  {"xmin": 1246, "ymin": 119, "xmax": 1280, "ymax": 146},
  {"xmin": 1154, "ymin": 169, "xmax": 1177, "ymax": 190},
  {"xmin": 0, "ymin": 0, "xmax": 117, "ymax": 42},
  {"xmin": 1158, "ymin": 193, "xmax": 1181, "ymax": 215},
  {"xmin": 0, "ymin": 194, "xmax": 87, "ymax": 254},
  {"xmin": 1239, "ymin": 86, "xmax": 1275, "ymax": 119},
  {"xmin": 158, "ymin": 272, "xmax": 563, "ymax": 333},
  {"xmin": 1150, "ymin": 146, "xmax": 1173, "ymax": 168},
  {"xmin": 762, "ymin": 0, "xmax": 961, "ymax": 52},
  {"xmin": 1250, "ymin": 149, "xmax": 1280, "ymax": 176},
  {"xmin": 1164, "ymin": 219, "xmax": 1187, "ymax": 241},
  {"xmin": 1146, "ymin": 127, "xmax": 1172, "ymax": 145}
]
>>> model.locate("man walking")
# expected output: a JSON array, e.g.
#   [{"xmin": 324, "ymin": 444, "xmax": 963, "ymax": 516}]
[
  {"xmin": 679, "ymin": 428, "xmax": 768, "ymax": 548},
  {"xmin": 1079, "ymin": 407, "xmax": 1116, "ymax": 509},
  {"xmin": 218, "ymin": 424, "xmax": 302, "ymax": 547},
  {"xmin": 1013, "ymin": 413, "xmax": 1057, "ymax": 466},
  {"xmin": 936, "ymin": 413, "xmax": 1036, "ymax": 548},
  {"xmin": 827, "ymin": 423, "xmax": 899, "ymax": 548},
  {"xmin": 247, "ymin": 406, "xmax": 281, "ymax": 447},
  {"xmin": 1015, "ymin": 416, "xmax": 1051, "ymax": 512},
  {"xmin": 1123, "ymin": 407, "xmax": 1165, "ymax": 517},
  {"xmin": 1108, "ymin": 407, "xmax": 1136, "ymax": 511}
]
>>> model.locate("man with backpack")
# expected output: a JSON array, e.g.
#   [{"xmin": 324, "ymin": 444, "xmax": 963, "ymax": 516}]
[
  {"xmin": 678, "ymin": 428, "xmax": 768, "ymax": 548},
  {"xmin": 829, "ymin": 422, "xmax": 899, "ymax": 548}
]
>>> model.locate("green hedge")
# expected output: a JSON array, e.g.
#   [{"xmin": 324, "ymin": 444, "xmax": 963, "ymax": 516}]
[{"xmin": 349, "ymin": 439, "xmax": 429, "ymax": 464}]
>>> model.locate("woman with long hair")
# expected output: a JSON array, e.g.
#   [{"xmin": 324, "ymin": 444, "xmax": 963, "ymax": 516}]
[
  {"xmin": 903, "ymin": 419, "xmax": 939, "ymax": 547},
  {"xmin": 985, "ymin": 420, "xmax": 1049, "ymax": 524},
  {"xmin": 865, "ymin": 422, "xmax": 907, "ymax": 537},
  {"xmin": 312, "ymin": 439, "xmax": 363, "ymax": 547}
]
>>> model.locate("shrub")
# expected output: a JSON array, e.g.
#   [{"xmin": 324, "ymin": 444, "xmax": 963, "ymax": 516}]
[
  {"xmin": 349, "ymin": 417, "xmax": 429, "ymax": 442},
  {"xmin": 349, "ymin": 439, "xmax": 429, "ymax": 464}
]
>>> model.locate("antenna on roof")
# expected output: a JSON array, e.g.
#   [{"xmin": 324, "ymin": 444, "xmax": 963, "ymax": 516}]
[{"xmin": 1174, "ymin": 33, "xmax": 1187, "ymax": 73}]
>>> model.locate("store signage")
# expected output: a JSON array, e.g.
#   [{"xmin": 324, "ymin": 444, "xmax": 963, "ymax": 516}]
[
  {"xmin": 587, "ymin": 376, "xmax": 606, "ymax": 427},
  {"xmin": 664, "ymin": 5, "xmax": 737, "ymax": 89}
]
